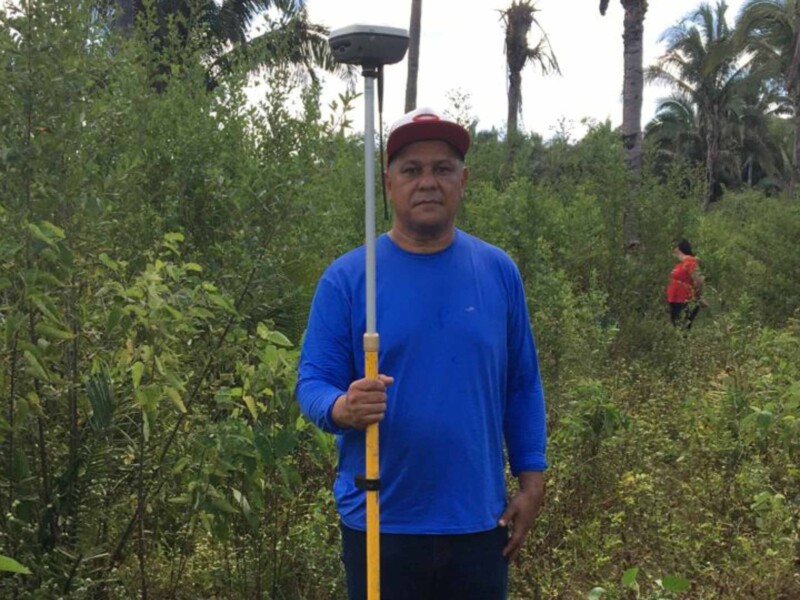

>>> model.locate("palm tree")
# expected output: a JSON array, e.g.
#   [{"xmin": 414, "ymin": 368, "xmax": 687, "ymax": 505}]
[
  {"xmin": 646, "ymin": 95, "xmax": 704, "ymax": 175},
  {"xmin": 599, "ymin": 0, "xmax": 647, "ymax": 249},
  {"xmin": 648, "ymin": 1, "xmax": 751, "ymax": 209},
  {"xmin": 501, "ymin": 0, "xmax": 559, "ymax": 140},
  {"xmin": 108, "ymin": 0, "xmax": 341, "ymax": 88},
  {"xmin": 735, "ymin": 88, "xmax": 790, "ymax": 188},
  {"xmin": 647, "ymin": 93, "xmax": 751, "ymax": 186},
  {"xmin": 405, "ymin": 0, "xmax": 422, "ymax": 112},
  {"xmin": 647, "ymin": 66, "xmax": 785, "ymax": 192},
  {"xmin": 211, "ymin": 2, "xmax": 343, "ymax": 88},
  {"xmin": 737, "ymin": 0, "xmax": 800, "ymax": 196}
]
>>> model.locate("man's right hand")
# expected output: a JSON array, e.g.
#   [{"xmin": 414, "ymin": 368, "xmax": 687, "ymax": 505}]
[{"xmin": 331, "ymin": 375, "xmax": 394, "ymax": 430}]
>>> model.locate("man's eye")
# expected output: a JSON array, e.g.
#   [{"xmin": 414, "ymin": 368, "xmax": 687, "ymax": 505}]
[
  {"xmin": 402, "ymin": 166, "xmax": 420, "ymax": 176},
  {"xmin": 435, "ymin": 165, "xmax": 454, "ymax": 175}
]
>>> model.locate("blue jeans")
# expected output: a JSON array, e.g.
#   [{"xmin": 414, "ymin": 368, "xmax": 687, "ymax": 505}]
[{"xmin": 340, "ymin": 522, "xmax": 509, "ymax": 600}]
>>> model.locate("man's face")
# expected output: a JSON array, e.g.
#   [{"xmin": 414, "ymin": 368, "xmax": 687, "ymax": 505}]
[{"xmin": 385, "ymin": 140, "xmax": 468, "ymax": 241}]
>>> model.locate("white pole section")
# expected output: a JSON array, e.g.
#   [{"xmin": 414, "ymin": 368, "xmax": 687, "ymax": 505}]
[{"xmin": 364, "ymin": 74, "xmax": 377, "ymax": 335}]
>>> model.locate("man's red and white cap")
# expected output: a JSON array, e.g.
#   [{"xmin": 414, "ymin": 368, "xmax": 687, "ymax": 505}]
[{"xmin": 386, "ymin": 107, "xmax": 471, "ymax": 164}]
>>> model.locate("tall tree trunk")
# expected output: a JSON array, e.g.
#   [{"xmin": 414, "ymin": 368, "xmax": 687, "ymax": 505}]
[
  {"xmin": 621, "ymin": 0, "xmax": 646, "ymax": 249},
  {"xmin": 404, "ymin": 0, "xmax": 422, "ymax": 113},
  {"xmin": 507, "ymin": 68, "xmax": 522, "ymax": 136},
  {"xmin": 503, "ymin": 2, "xmax": 557, "ymax": 156},
  {"xmin": 504, "ymin": 3, "xmax": 529, "ymax": 139}
]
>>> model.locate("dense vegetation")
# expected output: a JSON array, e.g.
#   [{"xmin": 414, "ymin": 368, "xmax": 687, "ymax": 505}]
[{"xmin": 1, "ymin": 2, "xmax": 798, "ymax": 599}]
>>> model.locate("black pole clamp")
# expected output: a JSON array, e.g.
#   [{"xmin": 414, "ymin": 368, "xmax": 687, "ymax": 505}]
[{"xmin": 355, "ymin": 475, "xmax": 381, "ymax": 492}]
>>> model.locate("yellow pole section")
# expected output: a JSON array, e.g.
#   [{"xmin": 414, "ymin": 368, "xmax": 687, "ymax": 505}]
[{"xmin": 364, "ymin": 332, "xmax": 380, "ymax": 600}]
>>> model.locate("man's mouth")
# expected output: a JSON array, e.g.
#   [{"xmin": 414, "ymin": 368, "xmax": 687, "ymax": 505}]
[{"xmin": 412, "ymin": 198, "xmax": 442, "ymax": 207}]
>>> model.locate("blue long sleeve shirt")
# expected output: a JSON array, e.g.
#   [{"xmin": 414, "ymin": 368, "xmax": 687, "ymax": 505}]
[{"xmin": 296, "ymin": 229, "xmax": 547, "ymax": 534}]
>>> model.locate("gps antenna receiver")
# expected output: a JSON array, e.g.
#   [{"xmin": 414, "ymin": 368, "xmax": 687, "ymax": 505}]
[{"xmin": 328, "ymin": 24, "xmax": 409, "ymax": 69}]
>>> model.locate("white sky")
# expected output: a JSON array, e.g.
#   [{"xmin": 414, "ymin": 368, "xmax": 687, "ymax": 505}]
[
  {"xmin": 0, "ymin": 0, "xmax": 747, "ymax": 139},
  {"xmin": 303, "ymin": 0, "xmax": 746, "ymax": 139}
]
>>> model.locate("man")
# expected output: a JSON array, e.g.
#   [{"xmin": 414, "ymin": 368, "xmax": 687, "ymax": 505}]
[{"xmin": 296, "ymin": 107, "xmax": 547, "ymax": 600}]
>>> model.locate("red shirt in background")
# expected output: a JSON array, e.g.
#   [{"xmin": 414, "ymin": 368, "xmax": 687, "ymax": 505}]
[{"xmin": 667, "ymin": 255, "xmax": 699, "ymax": 303}]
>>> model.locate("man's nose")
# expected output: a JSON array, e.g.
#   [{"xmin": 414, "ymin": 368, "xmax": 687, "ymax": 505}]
[{"xmin": 418, "ymin": 167, "xmax": 437, "ymax": 187}]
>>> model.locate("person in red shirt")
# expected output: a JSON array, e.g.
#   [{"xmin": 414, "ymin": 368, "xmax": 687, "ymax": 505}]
[{"xmin": 666, "ymin": 239, "xmax": 703, "ymax": 328}]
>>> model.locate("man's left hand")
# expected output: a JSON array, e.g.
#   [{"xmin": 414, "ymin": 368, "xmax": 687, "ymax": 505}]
[{"xmin": 498, "ymin": 471, "xmax": 545, "ymax": 562}]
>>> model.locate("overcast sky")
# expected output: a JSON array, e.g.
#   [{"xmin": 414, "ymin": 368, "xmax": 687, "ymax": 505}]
[{"xmin": 303, "ymin": 0, "xmax": 746, "ymax": 139}]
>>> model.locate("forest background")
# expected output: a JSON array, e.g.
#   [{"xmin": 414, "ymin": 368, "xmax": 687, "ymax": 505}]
[{"xmin": 1, "ymin": 1, "xmax": 799, "ymax": 599}]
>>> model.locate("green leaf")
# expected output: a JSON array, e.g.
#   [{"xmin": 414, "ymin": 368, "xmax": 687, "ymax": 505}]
[
  {"xmin": 26, "ymin": 391, "xmax": 43, "ymax": 417},
  {"xmin": 39, "ymin": 220, "xmax": 65, "ymax": 240},
  {"xmin": 243, "ymin": 395, "xmax": 258, "ymax": 420},
  {"xmin": 27, "ymin": 222, "xmax": 57, "ymax": 248},
  {"xmin": 210, "ymin": 494, "xmax": 238, "ymax": 514},
  {"xmin": 132, "ymin": 361, "xmax": 145, "ymax": 389},
  {"xmin": 263, "ymin": 345, "xmax": 279, "ymax": 369},
  {"xmin": 99, "ymin": 253, "xmax": 118, "ymax": 272},
  {"xmin": 234, "ymin": 488, "xmax": 259, "ymax": 530},
  {"xmin": 267, "ymin": 330, "xmax": 292, "ymax": 348},
  {"xmin": 34, "ymin": 272, "xmax": 66, "ymax": 288},
  {"xmin": 34, "ymin": 322, "xmax": 75, "ymax": 341},
  {"xmin": 23, "ymin": 350, "xmax": 50, "ymax": 382},
  {"xmin": 232, "ymin": 488, "xmax": 251, "ymax": 514},
  {"xmin": 135, "ymin": 386, "xmax": 160, "ymax": 412},
  {"xmin": 154, "ymin": 355, "xmax": 166, "ymax": 376},
  {"xmin": 4, "ymin": 313, "xmax": 24, "ymax": 343},
  {"xmin": 189, "ymin": 307, "xmax": 215, "ymax": 320},
  {"xmin": 31, "ymin": 297, "xmax": 64, "ymax": 326},
  {"xmin": 142, "ymin": 409, "xmax": 150, "ymax": 442},
  {"xmin": 661, "ymin": 576, "xmax": 690, "ymax": 593},
  {"xmin": 622, "ymin": 567, "xmax": 639, "ymax": 588},
  {"xmin": 172, "ymin": 457, "xmax": 190, "ymax": 474},
  {"xmin": 87, "ymin": 371, "xmax": 114, "ymax": 431},
  {"xmin": 168, "ymin": 494, "xmax": 191, "ymax": 505},
  {"xmin": 0, "ymin": 555, "xmax": 31, "ymax": 574},
  {"xmin": 165, "ymin": 387, "xmax": 187, "ymax": 414},
  {"xmin": 587, "ymin": 587, "xmax": 606, "ymax": 600},
  {"xmin": 208, "ymin": 293, "xmax": 236, "ymax": 314},
  {"xmin": 184, "ymin": 262, "xmax": 203, "ymax": 272}
]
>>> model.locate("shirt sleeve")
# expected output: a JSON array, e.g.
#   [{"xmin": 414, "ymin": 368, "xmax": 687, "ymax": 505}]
[
  {"xmin": 503, "ymin": 265, "xmax": 548, "ymax": 475},
  {"xmin": 295, "ymin": 275, "xmax": 356, "ymax": 434}
]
